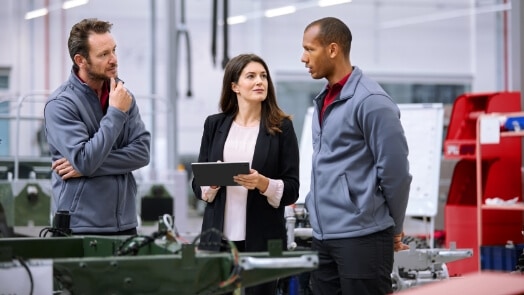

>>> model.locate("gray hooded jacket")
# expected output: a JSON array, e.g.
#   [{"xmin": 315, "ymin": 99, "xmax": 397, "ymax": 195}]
[
  {"xmin": 305, "ymin": 66, "xmax": 412, "ymax": 240},
  {"xmin": 44, "ymin": 70, "xmax": 150, "ymax": 233}
]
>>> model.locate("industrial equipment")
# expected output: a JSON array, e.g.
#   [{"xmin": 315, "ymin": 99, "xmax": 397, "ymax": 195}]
[
  {"xmin": 391, "ymin": 243, "xmax": 473, "ymax": 292},
  {"xmin": 0, "ymin": 214, "xmax": 318, "ymax": 295},
  {"xmin": 284, "ymin": 204, "xmax": 475, "ymax": 293}
]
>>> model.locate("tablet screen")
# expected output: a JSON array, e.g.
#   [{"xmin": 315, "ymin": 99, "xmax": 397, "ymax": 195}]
[{"xmin": 191, "ymin": 162, "xmax": 250, "ymax": 186}]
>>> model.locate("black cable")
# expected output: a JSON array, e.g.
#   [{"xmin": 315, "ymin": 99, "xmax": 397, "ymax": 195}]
[
  {"xmin": 192, "ymin": 228, "xmax": 241, "ymax": 294},
  {"xmin": 183, "ymin": 30, "xmax": 193, "ymax": 97},
  {"xmin": 116, "ymin": 231, "xmax": 168, "ymax": 256},
  {"xmin": 180, "ymin": 0, "xmax": 186, "ymax": 24},
  {"xmin": 175, "ymin": 29, "xmax": 192, "ymax": 98},
  {"xmin": 221, "ymin": 0, "xmax": 229, "ymax": 69},
  {"xmin": 211, "ymin": 0, "xmax": 217, "ymax": 66},
  {"xmin": 15, "ymin": 256, "xmax": 34, "ymax": 295},
  {"xmin": 39, "ymin": 227, "xmax": 51, "ymax": 237},
  {"xmin": 180, "ymin": 0, "xmax": 192, "ymax": 97},
  {"xmin": 38, "ymin": 227, "xmax": 71, "ymax": 238}
]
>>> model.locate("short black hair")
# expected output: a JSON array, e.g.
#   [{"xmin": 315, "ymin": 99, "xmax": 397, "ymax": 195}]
[{"xmin": 305, "ymin": 17, "xmax": 352, "ymax": 57}]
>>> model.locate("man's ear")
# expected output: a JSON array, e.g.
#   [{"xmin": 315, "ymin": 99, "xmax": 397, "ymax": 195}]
[
  {"xmin": 73, "ymin": 54, "xmax": 86, "ymax": 69},
  {"xmin": 328, "ymin": 43, "xmax": 339, "ymax": 59}
]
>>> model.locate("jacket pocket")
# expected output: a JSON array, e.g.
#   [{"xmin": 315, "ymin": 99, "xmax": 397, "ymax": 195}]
[
  {"xmin": 339, "ymin": 173, "xmax": 360, "ymax": 214},
  {"xmin": 68, "ymin": 179, "xmax": 86, "ymax": 212}
]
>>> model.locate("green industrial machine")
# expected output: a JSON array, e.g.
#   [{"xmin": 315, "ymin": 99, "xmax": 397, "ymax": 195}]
[
  {"xmin": 14, "ymin": 182, "xmax": 51, "ymax": 226},
  {"xmin": 0, "ymin": 230, "xmax": 317, "ymax": 294},
  {"xmin": 0, "ymin": 158, "xmax": 54, "ymax": 234}
]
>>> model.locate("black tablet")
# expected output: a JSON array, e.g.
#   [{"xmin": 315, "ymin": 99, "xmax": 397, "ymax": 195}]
[{"xmin": 191, "ymin": 162, "xmax": 250, "ymax": 186}]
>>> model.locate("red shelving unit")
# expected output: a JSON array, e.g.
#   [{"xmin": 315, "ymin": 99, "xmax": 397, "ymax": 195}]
[{"xmin": 443, "ymin": 92, "xmax": 524, "ymax": 275}]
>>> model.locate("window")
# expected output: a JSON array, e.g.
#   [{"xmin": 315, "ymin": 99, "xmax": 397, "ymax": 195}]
[
  {"xmin": 380, "ymin": 83, "xmax": 471, "ymax": 104},
  {"xmin": 0, "ymin": 67, "xmax": 9, "ymax": 90}
]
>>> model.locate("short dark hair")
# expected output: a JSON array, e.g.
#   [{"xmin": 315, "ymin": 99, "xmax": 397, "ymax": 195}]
[
  {"xmin": 305, "ymin": 17, "xmax": 352, "ymax": 57},
  {"xmin": 68, "ymin": 18, "xmax": 113, "ymax": 71}
]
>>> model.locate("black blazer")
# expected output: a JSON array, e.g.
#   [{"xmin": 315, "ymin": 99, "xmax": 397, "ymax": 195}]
[{"xmin": 192, "ymin": 113, "xmax": 300, "ymax": 251}]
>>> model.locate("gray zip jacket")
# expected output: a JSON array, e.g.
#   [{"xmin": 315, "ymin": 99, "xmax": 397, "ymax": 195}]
[
  {"xmin": 305, "ymin": 66, "xmax": 412, "ymax": 240},
  {"xmin": 44, "ymin": 69, "xmax": 151, "ymax": 233}
]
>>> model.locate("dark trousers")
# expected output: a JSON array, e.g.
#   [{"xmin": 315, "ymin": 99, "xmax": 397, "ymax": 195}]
[{"xmin": 310, "ymin": 227, "xmax": 394, "ymax": 295}]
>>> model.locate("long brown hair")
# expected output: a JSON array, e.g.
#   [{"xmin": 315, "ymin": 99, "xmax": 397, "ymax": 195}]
[{"xmin": 219, "ymin": 53, "xmax": 291, "ymax": 135}]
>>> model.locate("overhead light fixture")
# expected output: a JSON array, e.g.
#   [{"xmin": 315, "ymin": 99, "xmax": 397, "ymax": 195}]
[
  {"xmin": 24, "ymin": 8, "xmax": 49, "ymax": 20},
  {"xmin": 318, "ymin": 0, "xmax": 351, "ymax": 7},
  {"xmin": 228, "ymin": 15, "xmax": 247, "ymax": 25},
  {"xmin": 264, "ymin": 6, "xmax": 296, "ymax": 18},
  {"xmin": 222, "ymin": 0, "xmax": 351, "ymax": 25},
  {"xmin": 25, "ymin": 0, "xmax": 88, "ymax": 20},
  {"xmin": 62, "ymin": 0, "xmax": 89, "ymax": 10}
]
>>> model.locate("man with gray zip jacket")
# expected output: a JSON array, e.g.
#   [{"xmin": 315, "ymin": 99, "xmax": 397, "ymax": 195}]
[
  {"xmin": 301, "ymin": 17, "xmax": 412, "ymax": 295},
  {"xmin": 44, "ymin": 18, "xmax": 150, "ymax": 235}
]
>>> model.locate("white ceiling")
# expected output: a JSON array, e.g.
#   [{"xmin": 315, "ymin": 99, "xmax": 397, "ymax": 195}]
[{"xmin": 6, "ymin": 0, "xmax": 503, "ymax": 22}]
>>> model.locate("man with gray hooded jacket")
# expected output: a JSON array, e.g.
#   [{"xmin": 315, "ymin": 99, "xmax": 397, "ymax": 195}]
[
  {"xmin": 301, "ymin": 17, "xmax": 412, "ymax": 294},
  {"xmin": 44, "ymin": 18, "xmax": 150, "ymax": 235}
]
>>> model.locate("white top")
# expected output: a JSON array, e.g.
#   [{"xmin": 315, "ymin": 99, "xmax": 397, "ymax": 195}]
[
  {"xmin": 222, "ymin": 122, "xmax": 258, "ymax": 240},
  {"xmin": 200, "ymin": 121, "xmax": 284, "ymax": 241}
]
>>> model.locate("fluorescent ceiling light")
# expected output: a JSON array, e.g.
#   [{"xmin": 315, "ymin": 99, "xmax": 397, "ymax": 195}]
[
  {"xmin": 228, "ymin": 15, "xmax": 247, "ymax": 25},
  {"xmin": 318, "ymin": 0, "xmax": 351, "ymax": 7},
  {"xmin": 25, "ymin": 0, "xmax": 88, "ymax": 20},
  {"xmin": 62, "ymin": 0, "xmax": 89, "ymax": 10},
  {"xmin": 264, "ymin": 6, "xmax": 296, "ymax": 18},
  {"xmin": 24, "ymin": 8, "xmax": 49, "ymax": 20},
  {"xmin": 223, "ymin": 0, "xmax": 351, "ymax": 25}
]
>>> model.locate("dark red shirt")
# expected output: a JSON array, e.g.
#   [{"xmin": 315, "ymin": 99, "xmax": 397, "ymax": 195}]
[
  {"xmin": 74, "ymin": 72, "xmax": 109, "ymax": 113},
  {"xmin": 320, "ymin": 72, "xmax": 351, "ymax": 123},
  {"xmin": 99, "ymin": 84, "xmax": 109, "ymax": 113}
]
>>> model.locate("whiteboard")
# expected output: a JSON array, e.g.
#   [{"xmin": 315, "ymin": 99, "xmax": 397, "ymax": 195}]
[
  {"xmin": 297, "ymin": 107, "xmax": 314, "ymax": 204},
  {"xmin": 297, "ymin": 103, "xmax": 444, "ymax": 218},
  {"xmin": 399, "ymin": 103, "xmax": 443, "ymax": 217}
]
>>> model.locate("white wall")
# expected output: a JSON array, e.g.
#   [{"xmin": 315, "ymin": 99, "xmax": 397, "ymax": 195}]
[{"xmin": 0, "ymin": 0, "xmax": 510, "ymax": 172}]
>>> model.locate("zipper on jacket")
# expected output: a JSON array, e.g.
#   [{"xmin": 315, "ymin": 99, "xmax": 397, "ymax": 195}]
[
  {"xmin": 313, "ymin": 107, "xmax": 324, "ymax": 238},
  {"xmin": 115, "ymin": 176, "xmax": 121, "ymax": 230}
]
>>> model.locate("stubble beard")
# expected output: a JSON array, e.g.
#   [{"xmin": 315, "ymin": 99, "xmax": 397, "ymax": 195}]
[{"xmin": 86, "ymin": 59, "xmax": 117, "ymax": 82}]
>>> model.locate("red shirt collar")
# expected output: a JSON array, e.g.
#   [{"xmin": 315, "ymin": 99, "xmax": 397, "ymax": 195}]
[
  {"xmin": 326, "ymin": 72, "xmax": 351, "ymax": 92},
  {"xmin": 320, "ymin": 72, "xmax": 351, "ymax": 123},
  {"xmin": 74, "ymin": 72, "xmax": 110, "ymax": 113}
]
